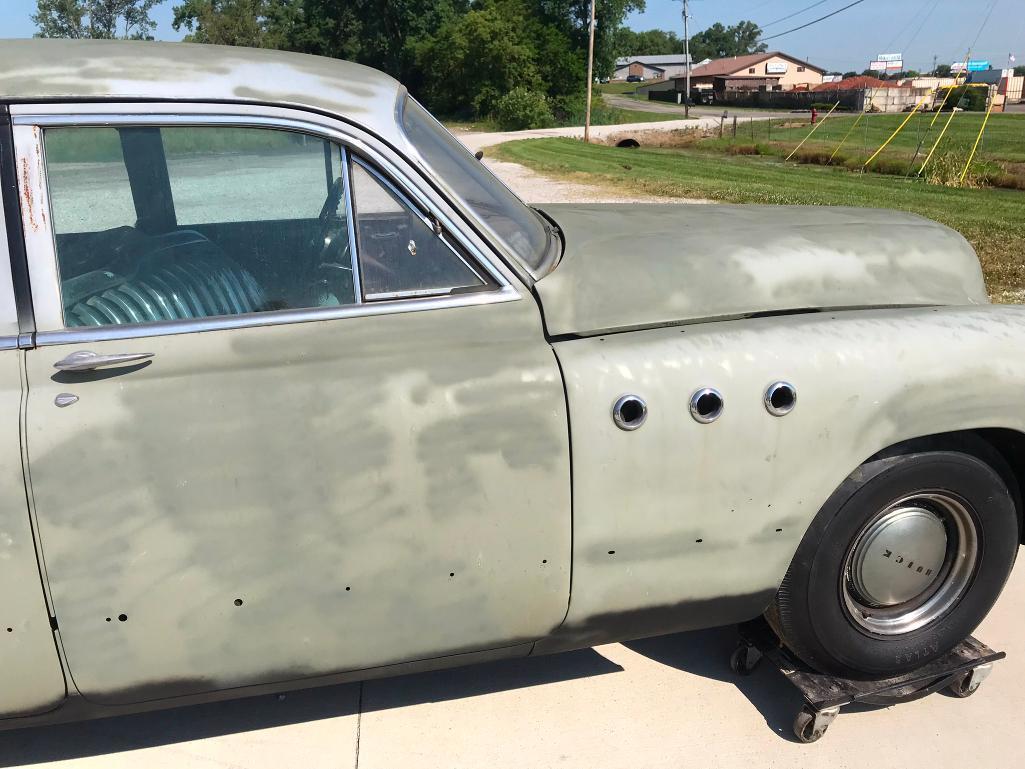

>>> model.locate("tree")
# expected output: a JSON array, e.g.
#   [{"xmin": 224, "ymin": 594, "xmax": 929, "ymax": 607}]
[
  {"xmin": 1015, "ymin": 65, "xmax": 1025, "ymax": 77},
  {"xmin": 168, "ymin": 0, "xmax": 646, "ymax": 126},
  {"xmin": 688, "ymin": 20, "xmax": 765, "ymax": 62},
  {"xmin": 171, "ymin": 0, "xmax": 302, "ymax": 47},
  {"xmin": 532, "ymin": 0, "xmax": 645, "ymax": 79},
  {"xmin": 615, "ymin": 27, "xmax": 685, "ymax": 58},
  {"xmin": 934, "ymin": 63, "xmax": 952, "ymax": 77},
  {"xmin": 34, "ymin": 0, "xmax": 164, "ymax": 39},
  {"xmin": 413, "ymin": 0, "xmax": 578, "ymax": 120},
  {"xmin": 842, "ymin": 71, "xmax": 858, "ymax": 79}
]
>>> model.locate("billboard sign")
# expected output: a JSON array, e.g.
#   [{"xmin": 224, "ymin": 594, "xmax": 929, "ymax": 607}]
[
  {"xmin": 765, "ymin": 62, "xmax": 788, "ymax": 74},
  {"xmin": 877, "ymin": 53, "xmax": 903, "ymax": 62},
  {"xmin": 871, "ymin": 59, "xmax": 903, "ymax": 72},
  {"xmin": 953, "ymin": 60, "xmax": 993, "ymax": 73}
]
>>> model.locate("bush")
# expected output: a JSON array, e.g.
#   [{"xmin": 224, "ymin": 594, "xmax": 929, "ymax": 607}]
[
  {"xmin": 935, "ymin": 85, "xmax": 989, "ymax": 112},
  {"xmin": 494, "ymin": 87, "xmax": 555, "ymax": 130}
]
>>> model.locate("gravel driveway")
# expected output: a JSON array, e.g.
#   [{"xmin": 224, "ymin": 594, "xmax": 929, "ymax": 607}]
[{"xmin": 456, "ymin": 122, "xmax": 716, "ymax": 205}]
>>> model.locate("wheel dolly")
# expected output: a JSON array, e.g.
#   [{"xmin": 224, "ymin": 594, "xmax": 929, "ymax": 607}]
[{"xmin": 730, "ymin": 618, "xmax": 1005, "ymax": 743}]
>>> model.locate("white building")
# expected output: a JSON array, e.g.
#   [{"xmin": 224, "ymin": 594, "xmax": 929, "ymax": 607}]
[{"xmin": 613, "ymin": 54, "xmax": 695, "ymax": 81}]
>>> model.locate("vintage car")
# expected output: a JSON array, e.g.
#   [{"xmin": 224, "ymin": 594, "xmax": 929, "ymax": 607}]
[{"xmin": 0, "ymin": 39, "xmax": 1020, "ymax": 729}]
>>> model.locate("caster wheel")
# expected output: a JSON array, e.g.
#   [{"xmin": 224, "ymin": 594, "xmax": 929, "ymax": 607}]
[
  {"xmin": 947, "ymin": 663, "xmax": 993, "ymax": 698},
  {"xmin": 730, "ymin": 644, "xmax": 761, "ymax": 676},
  {"xmin": 948, "ymin": 672, "xmax": 978, "ymax": 698},
  {"xmin": 792, "ymin": 705, "xmax": 838, "ymax": 744}
]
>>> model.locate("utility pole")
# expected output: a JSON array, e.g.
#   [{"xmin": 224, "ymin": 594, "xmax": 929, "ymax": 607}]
[
  {"xmin": 683, "ymin": 0, "xmax": 691, "ymax": 119},
  {"xmin": 584, "ymin": 0, "xmax": 597, "ymax": 143}
]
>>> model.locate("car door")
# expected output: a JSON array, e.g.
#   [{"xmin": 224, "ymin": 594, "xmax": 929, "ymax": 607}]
[
  {"xmin": 15, "ymin": 109, "xmax": 570, "ymax": 705},
  {"xmin": 0, "ymin": 117, "xmax": 67, "ymax": 716}
]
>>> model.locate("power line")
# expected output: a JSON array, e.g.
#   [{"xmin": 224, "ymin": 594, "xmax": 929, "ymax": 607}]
[
  {"xmin": 900, "ymin": 0, "xmax": 942, "ymax": 58},
  {"xmin": 759, "ymin": 0, "xmax": 869, "ymax": 43},
  {"xmin": 969, "ymin": 0, "xmax": 1000, "ymax": 51},
  {"xmin": 761, "ymin": 0, "xmax": 831, "ymax": 29},
  {"xmin": 883, "ymin": 0, "xmax": 932, "ymax": 53}
]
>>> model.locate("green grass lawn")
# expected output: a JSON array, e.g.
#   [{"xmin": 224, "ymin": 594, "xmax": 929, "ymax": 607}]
[
  {"xmin": 593, "ymin": 103, "xmax": 685, "ymax": 124},
  {"xmin": 597, "ymin": 82, "xmax": 643, "ymax": 95},
  {"xmin": 713, "ymin": 112, "xmax": 1025, "ymax": 164},
  {"xmin": 442, "ymin": 98, "xmax": 684, "ymax": 132},
  {"xmin": 494, "ymin": 137, "xmax": 1025, "ymax": 301}
]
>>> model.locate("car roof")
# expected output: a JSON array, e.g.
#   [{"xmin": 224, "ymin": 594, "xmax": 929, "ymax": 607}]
[{"xmin": 0, "ymin": 39, "xmax": 406, "ymax": 143}]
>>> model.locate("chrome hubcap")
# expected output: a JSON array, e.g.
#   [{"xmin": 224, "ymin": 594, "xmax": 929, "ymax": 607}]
[{"xmin": 842, "ymin": 492, "xmax": 978, "ymax": 636}]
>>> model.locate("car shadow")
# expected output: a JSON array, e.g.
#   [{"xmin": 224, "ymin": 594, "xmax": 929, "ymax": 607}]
[
  {"xmin": 626, "ymin": 627, "xmax": 806, "ymax": 740},
  {"xmin": 0, "ymin": 649, "xmax": 623, "ymax": 766},
  {"xmin": 625, "ymin": 626, "xmax": 899, "ymax": 741},
  {"xmin": 0, "ymin": 625, "xmax": 912, "ymax": 761}
]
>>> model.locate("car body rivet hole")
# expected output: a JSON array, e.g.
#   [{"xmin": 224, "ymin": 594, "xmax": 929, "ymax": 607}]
[
  {"xmin": 695, "ymin": 539, "xmax": 703, "ymax": 543},
  {"xmin": 449, "ymin": 572, "xmax": 455, "ymax": 577},
  {"xmin": 764, "ymin": 382, "xmax": 797, "ymax": 416},
  {"xmin": 345, "ymin": 586, "xmax": 351, "ymax": 591},
  {"xmin": 612, "ymin": 395, "xmax": 648, "ymax": 431},
  {"xmin": 689, "ymin": 388, "xmax": 724, "ymax": 423},
  {"xmin": 105, "ymin": 617, "xmax": 111, "ymax": 622},
  {"xmin": 542, "ymin": 559, "xmax": 547, "ymax": 564},
  {"xmin": 608, "ymin": 550, "xmax": 616, "ymax": 555},
  {"xmin": 5, "ymin": 628, "xmax": 11, "ymax": 633},
  {"xmin": 234, "ymin": 598, "xmax": 243, "ymax": 607},
  {"xmin": 117, "ymin": 614, "xmax": 127, "ymax": 622},
  {"xmin": 776, "ymin": 528, "xmax": 783, "ymax": 532}
]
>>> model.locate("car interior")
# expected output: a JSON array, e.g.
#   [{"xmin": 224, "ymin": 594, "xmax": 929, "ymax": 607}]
[{"xmin": 45, "ymin": 125, "xmax": 488, "ymax": 328}]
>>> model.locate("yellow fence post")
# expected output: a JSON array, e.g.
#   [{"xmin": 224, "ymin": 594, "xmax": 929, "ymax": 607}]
[
  {"xmin": 918, "ymin": 101, "xmax": 961, "ymax": 177},
  {"xmin": 862, "ymin": 89, "xmax": 934, "ymax": 169},
  {"xmin": 959, "ymin": 91, "xmax": 997, "ymax": 186},
  {"xmin": 829, "ymin": 91, "xmax": 873, "ymax": 165},
  {"xmin": 785, "ymin": 101, "xmax": 840, "ymax": 162},
  {"xmin": 930, "ymin": 52, "xmax": 971, "ymax": 128}
]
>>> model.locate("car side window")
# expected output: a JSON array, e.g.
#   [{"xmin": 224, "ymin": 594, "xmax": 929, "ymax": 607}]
[
  {"xmin": 350, "ymin": 160, "xmax": 487, "ymax": 300},
  {"xmin": 44, "ymin": 125, "xmax": 356, "ymax": 327}
]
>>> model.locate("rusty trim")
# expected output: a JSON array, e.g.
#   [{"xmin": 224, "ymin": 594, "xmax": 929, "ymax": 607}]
[{"xmin": 0, "ymin": 106, "xmax": 36, "ymax": 337}]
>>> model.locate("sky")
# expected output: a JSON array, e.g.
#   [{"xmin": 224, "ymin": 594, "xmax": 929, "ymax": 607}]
[{"xmin": 0, "ymin": 0, "xmax": 1022, "ymax": 73}]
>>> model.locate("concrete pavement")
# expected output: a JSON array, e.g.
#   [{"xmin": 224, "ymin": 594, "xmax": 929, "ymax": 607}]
[{"xmin": 2, "ymin": 559, "xmax": 1021, "ymax": 768}]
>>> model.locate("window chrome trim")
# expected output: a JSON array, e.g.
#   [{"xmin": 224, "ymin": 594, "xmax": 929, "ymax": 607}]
[
  {"xmin": 0, "ymin": 335, "xmax": 20, "ymax": 351},
  {"xmin": 15, "ymin": 109, "xmax": 519, "ymax": 335},
  {"xmin": 350, "ymin": 156, "xmax": 493, "ymax": 296},
  {"xmin": 16, "ymin": 112, "xmax": 507, "ymax": 282},
  {"xmin": 34, "ymin": 285, "xmax": 520, "ymax": 346},
  {"xmin": 339, "ymin": 147, "xmax": 363, "ymax": 303},
  {"xmin": 396, "ymin": 94, "xmax": 551, "ymax": 283}
]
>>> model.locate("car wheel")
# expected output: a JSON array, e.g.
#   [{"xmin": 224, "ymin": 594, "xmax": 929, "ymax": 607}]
[{"xmin": 768, "ymin": 442, "xmax": 1019, "ymax": 678}]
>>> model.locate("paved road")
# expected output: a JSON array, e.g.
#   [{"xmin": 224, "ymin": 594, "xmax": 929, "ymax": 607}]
[
  {"xmin": 455, "ymin": 115, "xmax": 721, "ymax": 154},
  {"xmin": 4, "ymin": 560, "xmax": 1022, "ymax": 768},
  {"xmin": 603, "ymin": 93, "xmax": 800, "ymax": 120}
]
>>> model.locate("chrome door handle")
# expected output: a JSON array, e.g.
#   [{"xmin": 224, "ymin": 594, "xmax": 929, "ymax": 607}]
[{"xmin": 54, "ymin": 350, "xmax": 155, "ymax": 372}]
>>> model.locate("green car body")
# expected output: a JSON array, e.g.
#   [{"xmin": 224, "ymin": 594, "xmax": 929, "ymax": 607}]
[{"xmin": 0, "ymin": 39, "xmax": 1019, "ymax": 728}]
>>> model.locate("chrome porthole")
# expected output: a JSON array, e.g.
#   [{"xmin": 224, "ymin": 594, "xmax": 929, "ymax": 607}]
[
  {"xmin": 842, "ymin": 492, "xmax": 978, "ymax": 636},
  {"xmin": 764, "ymin": 381, "xmax": 797, "ymax": 417},
  {"xmin": 689, "ymin": 388, "xmax": 724, "ymax": 424},
  {"xmin": 612, "ymin": 394, "xmax": 648, "ymax": 431}
]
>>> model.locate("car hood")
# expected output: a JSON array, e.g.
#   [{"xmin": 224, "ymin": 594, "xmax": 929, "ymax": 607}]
[{"xmin": 534, "ymin": 204, "xmax": 988, "ymax": 337}]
